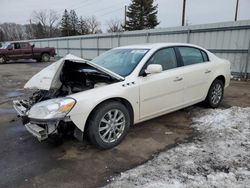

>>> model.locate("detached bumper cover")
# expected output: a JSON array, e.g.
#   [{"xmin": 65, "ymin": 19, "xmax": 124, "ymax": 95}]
[
  {"xmin": 24, "ymin": 121, "xmax": 58, "ymax": 141},
  {"xmin": 25, "ymin": 123, "xmax": 48, "ymax": 141}
]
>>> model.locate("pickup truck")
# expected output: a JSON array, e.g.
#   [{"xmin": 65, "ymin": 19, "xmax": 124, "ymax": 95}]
[{"xmin": 0, "ymin": 42, "xmax": 56, "ymax": 63}]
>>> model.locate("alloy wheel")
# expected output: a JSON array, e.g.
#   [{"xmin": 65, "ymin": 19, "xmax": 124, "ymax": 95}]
[
  {"xmin": 211, "ymin": 83, "xmax": 223, "ymax": 105},
  {"xmin": 98, "ymin": 109, "xmax": 126, "ymax": 143}
]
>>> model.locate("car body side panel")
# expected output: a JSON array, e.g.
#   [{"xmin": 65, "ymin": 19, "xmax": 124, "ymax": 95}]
[
  {"xmin": 180, "ymin": 62, "xmax": 213, "ymax": 104},
  {"xmin": 67, "ymin": 78, "xmax": 140, "ymax": 131},
  {"xmin": 138, "ymin": 68, "xmax": 184, "ymax": 119}
]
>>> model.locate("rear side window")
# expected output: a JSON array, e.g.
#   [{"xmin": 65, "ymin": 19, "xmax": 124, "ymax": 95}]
[
  {"xmin": 201, "ymin": 50, "xmax": 209, "ymax": 62},
  {"xmin": 178, "ymin": 47, "xmax": 204, "ymax": 66}
]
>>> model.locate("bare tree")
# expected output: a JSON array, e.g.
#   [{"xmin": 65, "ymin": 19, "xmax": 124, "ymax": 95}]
[
  {"xmin": 0, "ymin": 23, "xmax": 26, "ymax": 41},
  {"xmin": 106, "ymin": 19, "xmax": 123, "ymax": 33},
  {"xmin": 85, "ymin": 16, "xmax": 102, "ymax": 34},
  {"xmin": 48, "ymin": 10, "xmax": 59, "ymax": 36},
  {"xmin": 31, "ymin": 10, "xmax": 59, "ymax": 37},
  {"xmin": 0, "ymin": 28, "xmax": 5, "ymax": 42}
]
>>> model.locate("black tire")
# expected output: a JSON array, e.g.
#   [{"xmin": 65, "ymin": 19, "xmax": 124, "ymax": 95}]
[
  {"xmin": 0, "ymin": 55, "xmax": 7, "ymax": 64},
  {"xmin": 205, "ymin": 79, "xmax": 224, "ymax": 108},
  {"xmin": 41, "ymin": 53, "xmax": 50, "ymax": 62},
  {"xmin": 87, "ymin": 101, "xmax": 131, "ymax": 149},
  {"xmin": 35, "ymin": 58, "xmax": 41, "ymax": 62}
]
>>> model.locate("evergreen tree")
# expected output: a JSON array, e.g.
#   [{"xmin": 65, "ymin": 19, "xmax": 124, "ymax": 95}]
[
  {"xmin": 35, "ymin": 22, "xmax": 46, "ymax": 38},
  {"xmin": 78, "ymin": 16, "xmax": 90, "ymax": 35},
  {"xmin": 60, "ymin": 9, "xmax": 70, "ymax": 36},
  {"xmin": 123, "ymin": 0, "xmax": 159, "ymax": 31},
  {"xmin": 69, "ymin": 10, "xmax": 79, "ymax": 36}
]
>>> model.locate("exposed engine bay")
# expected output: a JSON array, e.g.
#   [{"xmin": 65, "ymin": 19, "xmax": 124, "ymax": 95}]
[{"xmin": 17, "ymin": 60, "xmax": 118, "ymax": 112}]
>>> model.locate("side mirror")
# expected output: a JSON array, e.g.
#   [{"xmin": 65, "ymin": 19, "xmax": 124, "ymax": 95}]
[
  {"xmin": 145, "ymin": 64, "xmax": 163, "ymax": 75},
  {"xmin": 31, "ymin": 44, "xmax": 35, "ymax": 48}
]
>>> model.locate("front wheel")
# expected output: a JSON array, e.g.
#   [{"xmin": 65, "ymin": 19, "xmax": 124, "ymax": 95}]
[
  {"xmin": 41, "ymin": 53, "xmax": 50, "ymax": 62},
  {"xmin": 0, "ymin": 55, "xmax": 7, "ymax": 64},
  {"xmin": 87, "ymin": 101, "xmax": 131, "ymax": 149},
  {"xmin": 205, "ymin": 79, "xmax": 224, "ymax": 108}
]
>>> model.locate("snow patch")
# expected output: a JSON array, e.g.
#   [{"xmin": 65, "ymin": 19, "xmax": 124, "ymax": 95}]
[{"xmin": 105, "ymin": 107, "xmax": 250, "ymax": 188}]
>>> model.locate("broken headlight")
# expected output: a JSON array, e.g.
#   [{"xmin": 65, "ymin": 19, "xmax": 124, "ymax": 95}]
[{"xmin": 28, "ymin": 98, "xmax": 76, "ymax": 120}]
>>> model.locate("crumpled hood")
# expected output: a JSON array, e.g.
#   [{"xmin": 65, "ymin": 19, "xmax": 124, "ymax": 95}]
[{"xmin": 24, "ymin": 54, "xmax": 124, "ymax": 90}]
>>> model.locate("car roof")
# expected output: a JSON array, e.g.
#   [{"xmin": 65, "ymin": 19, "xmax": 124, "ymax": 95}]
[{"xmin": 116, "ymin": 43, "xmax": 205, "ymax": 50}]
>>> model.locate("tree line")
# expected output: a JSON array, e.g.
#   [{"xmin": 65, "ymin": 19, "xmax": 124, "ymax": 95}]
[{"xmin": 0, "ymin": 0, "xmax": 159, "ymax": 42}]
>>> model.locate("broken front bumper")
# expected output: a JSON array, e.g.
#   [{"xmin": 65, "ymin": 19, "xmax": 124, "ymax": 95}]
[
  {"xmin": 25, "ymin": 122, "xmax": 58, "ymax": 141},
  {"xmin": 13, "ymin": 100, "xmax": 59, "ymax": 141},
  {"xmin": 25, "ymin": 123, "xmax": 48, "ymax": 141},
  {"xmin": 13, "ymin": 100, "xmax": 28, "ymax": 116}
]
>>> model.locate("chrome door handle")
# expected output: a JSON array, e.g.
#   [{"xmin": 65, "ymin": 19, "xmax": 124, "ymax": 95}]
[
  {"xmin": 174, "ymin": 77, "xmax": 183, "ymax": 82},
  {"xmin": 205, "ymin": 70, "xmax": 211, "ymax": 74}
]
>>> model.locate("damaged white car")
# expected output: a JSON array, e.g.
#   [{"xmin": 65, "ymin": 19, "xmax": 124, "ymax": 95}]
[{"xmin": 13, "ymin": 43, "xmax": 231, "ymax": 149}]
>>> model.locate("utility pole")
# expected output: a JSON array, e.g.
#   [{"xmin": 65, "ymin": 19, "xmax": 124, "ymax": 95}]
[
  {"xmin": 124, "ymin": 5, "xmax": 127, "ymax": 27},
  {"xmin": 140, "ymin": 0, "xmax": 143, "ymax": 29},
  {"xmin": 182, "ymin": 0, "xmax": 186, "ymax": 26},
  {"xmin": 234, "ymin": 0, "xmax": 239, "ymax": 21}
]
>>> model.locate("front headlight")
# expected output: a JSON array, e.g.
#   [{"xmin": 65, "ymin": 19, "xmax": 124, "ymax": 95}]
[{"xmin": 28, "ymin": 98, "xmax": 76, "ymax": 120}]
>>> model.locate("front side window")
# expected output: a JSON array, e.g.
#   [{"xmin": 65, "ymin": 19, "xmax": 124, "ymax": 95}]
[
  {"xmin": 178, "ymin": 47, "xmax": 204, "ymax": 66},
  {"xmin": 92, "ymin": 48, "xmax": 149, "ymax": 77},
  {"xmin": 14, "ymin": 43, "xmax": 21, "ymax": 49},
  {"xmin": 146, "ymin": 48, "xmax": 177, "ymax": 71}
]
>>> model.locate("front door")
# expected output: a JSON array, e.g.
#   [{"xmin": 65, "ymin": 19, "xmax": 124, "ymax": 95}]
[
  {"xmin": 139, "ymin": 48, "xmax": 184, "ymax": 120},
  {"xmin": 7, "ymin": 43, "xmax": 21, "ymax": 60}
]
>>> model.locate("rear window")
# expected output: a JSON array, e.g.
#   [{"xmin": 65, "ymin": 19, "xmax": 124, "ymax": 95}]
[
  {"xmin": 178, "ymin": 47, "xmax": 204, "ymax": 66},
  {"xmin": 20, "ymin": 43, "xmax": 29, "ymax": 49}
]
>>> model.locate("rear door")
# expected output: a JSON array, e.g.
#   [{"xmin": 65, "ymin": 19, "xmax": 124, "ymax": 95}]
[
  {"xmin": 176, "ymin": 46, "xmax": 212, "ymax": 105},
  {"xmin": 138, "ymin": 47, "xmax": 184, "ymax": 120}
]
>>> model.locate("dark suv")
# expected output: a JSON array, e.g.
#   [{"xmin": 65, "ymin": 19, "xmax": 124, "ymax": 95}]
[{"xmin": 0, "ymin": 42, "xmax": 56, "ymax": 63}]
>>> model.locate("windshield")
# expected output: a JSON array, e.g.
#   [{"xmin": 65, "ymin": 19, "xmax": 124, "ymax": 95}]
[
  {"xmin": 92, "ymin": 48, "xmax": 149, "ymax": 77},
  {"xmin": 0, "ymin": 42, "xmax": 11, "ymax": 49}
]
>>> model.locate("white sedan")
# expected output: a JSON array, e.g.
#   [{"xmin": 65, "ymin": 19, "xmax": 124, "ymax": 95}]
[{"xmin": 13, "ymin": 43, "xmax": 231, "ymax": 149}]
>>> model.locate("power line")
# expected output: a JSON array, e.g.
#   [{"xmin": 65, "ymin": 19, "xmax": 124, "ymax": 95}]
[
  {"xmin": 81, "ymin": 1, "xmax": 126, "ymax": 16},
  {"xmin": 56, "ymin": 0, "xmax": 98, "ymax": 14},
  {"xmin": 98, "ymin": 7, "xmax": 124, "ymax": 17}
]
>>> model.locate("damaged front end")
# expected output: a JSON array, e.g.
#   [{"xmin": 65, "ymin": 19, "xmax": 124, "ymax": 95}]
[{"xmin": 13, "ymin": 54, "xmax": 123, "ymax": 141}]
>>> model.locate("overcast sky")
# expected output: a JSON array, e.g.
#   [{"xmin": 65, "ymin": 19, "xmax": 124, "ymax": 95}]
[{"xmin": 0, "ymin": 0, "xmax": 250, "ymax": 31}]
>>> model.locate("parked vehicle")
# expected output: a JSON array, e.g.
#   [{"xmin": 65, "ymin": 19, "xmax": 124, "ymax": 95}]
[
  {"xmin": 13, "ymin": 43, "xmax": 231, "ymax": 149},
  {"xmin": 0, "ymin": 42, "xmax": 56, "ymax": 63}
]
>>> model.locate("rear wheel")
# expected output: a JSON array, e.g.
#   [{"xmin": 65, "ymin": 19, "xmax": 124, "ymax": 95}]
[
  {"xmin": 0, "ymin": 55, "xmax": 7, "ymax": 64},
  {"xmin": 205, "ymin": 79, "xmax": 224, "ymax": 108},
  {"xmin": 41, "ymin": 53, "xmax": 50, "ymax": 62},
  {"xmin": 87, "ymin": 101, "xmax": 131, "ymax": 149}
]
